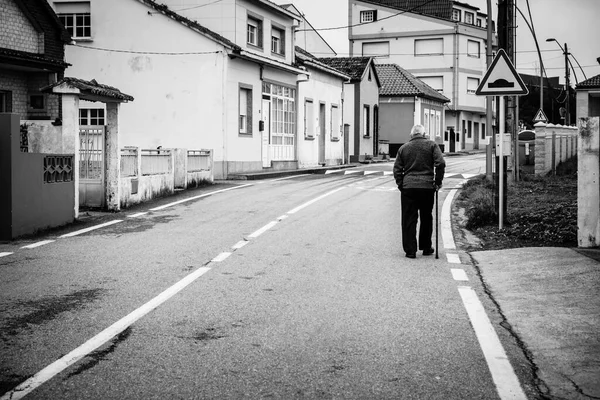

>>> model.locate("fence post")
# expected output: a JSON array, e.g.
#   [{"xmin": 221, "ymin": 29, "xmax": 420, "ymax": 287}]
[
  {"xmin": 578, "ymin": 117, "xmax": 600, "ymax": 247},
  {"xmin": 534, "ymin": 122, "xmax": 547, "ymax": 175},
  {"xmin": 106, "ymin": 102, "xmax": 121, "ymax": 212}
]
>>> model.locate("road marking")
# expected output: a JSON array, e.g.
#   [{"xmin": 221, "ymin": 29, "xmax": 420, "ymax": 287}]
[
  {"xmin": 21, "ymin": 240, "xmax": 55, "ymax": 249},
  {"xmin": 446, "ymin": 253, "xmax": 461, "ymax": 264},
  {"xmin": 128, "ymin": 212, "xmax": 148, "ymax": 218},
  {"xmin": 344, "ymin": 170, "xmax": 360, "ymax": 175},
  {"xmin": 287, "ymin": 187, "xmax": 346, "ymax": 214},
  {"xmin": 277, "ymin": 215, "xmax": 288, "ymax": 221},
  {"xmin": 232, "ymin": 240, "xmax": 249, "ymax": 250},
  {"xmin": 364, "ymin": 171, "xmax": 379, "ymax": 175},
  {"xmin": 325, "ymin": 170, "xmax": 343, "ymax": 175},
  {"xmin": 248, "ymin": 221, "xmax": 278, "ymax": 238},
  {"xmin": 268, "ymin": 174, "xmax": 311, "ymax": 181},
  {"xmin": 59, "ymin": 220, "xmax": 123, "ymax": 238},
  {"xmin": 458, "ymin": 286, "xmax": 527, "ymax": 400},
  {"xmin": 150, "ymin": 184, "xmax": 253, "ymax": 211},
  {"xmin": 0, "ymin": 266, "xmax": 212, "ymax": 400},
  {"xmin": 0, "ymin": 252, "xmax": 13, "ymax": 258},
  {"xmin": 441, "ymin": 185, "xmax": 464, "ymax": 249},
  {"xmin": 384, "ymin": 171, "xmax": 393, "ymax": 176},
  {"xmin": 451, "ymin": 268, "xmax": 469, "ymax": 281},
  {"xmin": 212, "ymin": 252, "xmax": 232, "ymax": 262}
]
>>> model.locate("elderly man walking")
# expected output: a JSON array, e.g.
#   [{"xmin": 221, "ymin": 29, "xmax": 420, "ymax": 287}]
[{"xmin": 393, "ymin": 124, "xmax": 446, "ymax": 259}]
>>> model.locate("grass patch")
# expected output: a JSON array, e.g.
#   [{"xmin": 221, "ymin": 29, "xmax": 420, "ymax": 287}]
[{"xmin": 456, "ymin": 158, "xmax": 577, "ymax": 249}]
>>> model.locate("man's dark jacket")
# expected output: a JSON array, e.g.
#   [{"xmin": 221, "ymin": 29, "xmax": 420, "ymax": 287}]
[{"xmin": 393, "ymin": 136, "xmax": 445, "ymax": 190}]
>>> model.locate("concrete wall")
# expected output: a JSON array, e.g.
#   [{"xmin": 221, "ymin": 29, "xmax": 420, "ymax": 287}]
[
  {"xmin": 577, "ymin": 117, "xmax": 600, "ymax": 247},
  {"xmin": 533, "ymin": 122, "xmax": 578, "ymax": 175},
  {"xmin": 1, "ymin": 113, "xmax": 75, "ymax": 240}
]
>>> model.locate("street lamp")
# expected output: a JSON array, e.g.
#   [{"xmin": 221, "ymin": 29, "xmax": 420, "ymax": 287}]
[{"xmin": 546, "ymin": 38, "xmax": 570, "ymax": 125}]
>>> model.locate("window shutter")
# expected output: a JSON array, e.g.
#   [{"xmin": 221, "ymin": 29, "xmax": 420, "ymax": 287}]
[
  {"xmin": 281, "ymin": 30, "xmax": 285, "ymax": 55},
  {"xmin": 247, "ymin": 90, "xmax": 253, "ymax": 133},
  {"xmin": 258, "ymin": 22, "xmax": 263, "ymax": 48},
  {"xmin": 373, "ymin": 10, "xmax": 378, "ymax": 21}
]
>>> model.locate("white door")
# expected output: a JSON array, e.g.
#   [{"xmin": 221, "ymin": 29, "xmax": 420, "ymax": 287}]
[{"xmin": 262, "ymin": 99, "xmax": 271, "ymax": 168}]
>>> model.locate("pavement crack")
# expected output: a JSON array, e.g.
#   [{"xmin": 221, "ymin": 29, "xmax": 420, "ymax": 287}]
[
  {"xmin": 565, "ymin": 375, "xmax": 600, "ymax": 399},
  {"xmin": 466, "ymin": 251, "xmax": 552, "ymax": 399}
]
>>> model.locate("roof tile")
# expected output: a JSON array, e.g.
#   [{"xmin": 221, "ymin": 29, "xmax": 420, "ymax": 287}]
[{"xmin": 375, "ymin": 63, "xmax": 449, "ymax": 102}]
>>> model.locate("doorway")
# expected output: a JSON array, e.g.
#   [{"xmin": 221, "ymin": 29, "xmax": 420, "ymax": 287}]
[{"xmin": 79, "ymin": 126, "xmax": 105, "ymax": 208}]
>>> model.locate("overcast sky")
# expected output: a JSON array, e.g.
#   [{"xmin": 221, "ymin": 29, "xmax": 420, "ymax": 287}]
[{"xmin": 287, "ymin": 0, "xmax": 600, "ymax": 85}]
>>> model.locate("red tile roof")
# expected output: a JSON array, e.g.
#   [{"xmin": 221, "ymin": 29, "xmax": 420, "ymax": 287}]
[
  {"xmin": 317, "ymin": 57, "xmax": 375, "ymax": 83},
  {"xmin": 375, "ymin": 63, "xmax": 449, "ymax": 103},
  {"xmin": 41, "ymin": 78, "xmax": 134, "ymax": 101},
  {"xmin": 576, "ymin": 74, "xmax": 600, "ymax": 89}
]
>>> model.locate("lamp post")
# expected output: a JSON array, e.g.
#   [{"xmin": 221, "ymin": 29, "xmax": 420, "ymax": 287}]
[{"xmin": 546, "ymin": 38, "xmax": 570, "ymax": 125}]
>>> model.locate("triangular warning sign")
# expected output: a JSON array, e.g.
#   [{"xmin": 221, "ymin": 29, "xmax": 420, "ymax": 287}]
[
  {"xmin": 533, "ymin": 108, "xmax": 548, "ymax": 123},
  {"xmin": 476, "ymin": 49, "xmax": 529, "ymax": 96}
]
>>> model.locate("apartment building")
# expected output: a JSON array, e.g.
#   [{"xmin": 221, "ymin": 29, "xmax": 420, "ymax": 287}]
[{"xmin": 348, "ymin": 0, "xmax": 496, "ymax": 151}]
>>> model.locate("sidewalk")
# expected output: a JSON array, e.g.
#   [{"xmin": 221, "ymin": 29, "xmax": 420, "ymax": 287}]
[{"xmin": 468, "ymin": 246, "xmax": 600, "ymax": 399}]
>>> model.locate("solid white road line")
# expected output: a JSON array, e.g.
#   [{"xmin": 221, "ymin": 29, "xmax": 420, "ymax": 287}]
[
  {"xmin": 451, "ymin": 268, "xmax": 469, "ymax": 281},
  {"xmin": 0, "ymin": 252, "xmax": 13, "ymax": 258},
  {"xmin": 458, "ymin": 286, "xmax": 527, "ymax": 400},
  {"xmin": 149, "ymin": 184, "xmax": 253, "ymax": 211},
  {"xmin": 212, "ymin": 252, "xmax": 232, "ymax": 262},
  {"xmin": 127, "ymin": 212, "xmax": 148, "ymax": 218},
  {"xmin": 446, "ymin": 253, "xmax": 461, "ymax": 264},
  {"xmin": 248, "ymin": 221, "xmax": 278, "ymax": 238},
  {"xmin": 59, "ymin": 220, "xmax": 123, "ymax": 238},
  {"xmin": 287, "ymin": 187, "xmax": 346, "ymax": 215},
  {"xmin": 268, "ymin": 174, "xmax": 311, "ymax": 181},
  {"xmin": 0, "ymin": 266, "xmax": 212, "ymax": 400},
  {"xmin": 21, "ymin": 240, "xmax": 55, "ymax": 249},
  {"xmin": 441, "ymin": 187, "xmax": 459, "ymax": 249}
]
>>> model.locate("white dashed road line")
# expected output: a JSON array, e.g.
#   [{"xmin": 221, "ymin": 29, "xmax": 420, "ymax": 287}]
[
  {"xmin": 0, "ymin": 252, "xmax": 13, "ymax": 258},
  {"xmin": 446, "ymin": 253, "xmax": 461, "ymax": 264},
  {"xmin": 248, "ymin": 221, "xmax": 279, "ymax": 238},
  {"xmin": 128, "ymin": 212, "xmax": 148, "ymax": 218},
  {"xmin": 150, "ymin": 184, "xmax": 253, "ymax": 211},
  {"xmin": 59, "ymin": 220, "xmax": 124, "ymax": 238},
  {"xmin": 287, "ymin": 187, "xmax": 346, "ymax": 214},
  {"xmin": 451, "ymin": 268, "xmax": 469, "ymax": 281},
  {"xmin": 212, "ymin": 252, "xmax": 232, "ymax": 262},
  {"xmin": 21, "ymin": 240, "xmax": 55, "ymax": 249}
]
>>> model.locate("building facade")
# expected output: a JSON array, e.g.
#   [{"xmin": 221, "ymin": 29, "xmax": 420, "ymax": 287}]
[{"xmin": 348, "ymin": 0, "xmax": 496, "ymax": 151}]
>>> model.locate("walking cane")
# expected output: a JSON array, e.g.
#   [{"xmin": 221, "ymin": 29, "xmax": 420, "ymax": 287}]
[{"xmin": 435, "ymin": 187, "xmax": 439, "ymax": 259}]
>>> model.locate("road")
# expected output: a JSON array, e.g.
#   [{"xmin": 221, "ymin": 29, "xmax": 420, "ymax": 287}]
[{"xmin": 1, "ymin": 153, "xmax": 537, "ymax": 399}]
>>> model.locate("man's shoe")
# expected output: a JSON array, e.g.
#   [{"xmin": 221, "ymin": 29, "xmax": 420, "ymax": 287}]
[
  {"xmin": 422, "ymin": 248, "xmax": 435, "ymax": 256},
  {"xmin": 405, "ymin": 253, "xmax": 416, "ymax": 259}
]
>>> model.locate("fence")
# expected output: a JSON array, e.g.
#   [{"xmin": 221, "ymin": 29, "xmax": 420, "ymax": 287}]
[
  {"xmin": 141, "ymin": 149, "xmax": 172, "ymax": 175},
  {"xmin": 533, "ymin": 122, "xmax": 578, "ymax": 175},
  {"xmin": 118, "ymin": 147, "xmax": 213, "ymax": 209},
  {"xmin": 187, "ymin": 149, "xmax": 212, "ymax": 172}
]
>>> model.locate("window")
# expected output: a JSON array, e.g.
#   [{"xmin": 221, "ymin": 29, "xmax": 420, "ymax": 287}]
[
  {"xmin": 55, "ymin": 2, "xmax": 91, "ymax": 39},
  {"xmin": 239, "ymin": 85, "xmax": 252, "ymax": 134},
  {"xmin": 363, "ymin": 105, "xmax": 370, "ymax": 137},
  {"xmin": 467, "ymin": 77, "xmax": 480, "ymax": 94},
  {"xmin": 415, "ymin": 38, "xmax": 443, "ymax": 56},
  {"xmin": 304, "ymin": 99, "xmax": 314, "ymax": 138},
  {"xmin": 419, "ymin": 76, "xmax": 443, "ymax": 92},
  {"xmin": 435, "ymin": 111, "xmax": 441, "ymax": 137},
  {"xmin": 467, "ymin": 40, "xmax": 480, "ymax": 58},
  {"xmin": 465, "ymin": 12, "xmax": 474, "ymax": 25},
  {"xmin": 79, "ymin": 108, "xmax": 105, "ymax": 125},
  {"xmin": 467, "ymin": 121, "xmax": 472, "ymax": 138},
  {"xmin": 424, "ymin": 111, "xmax": 430, "ymax": 137},
  {"xmin": 331, "ymin": 105, "xmax": 340, "ymax": 140},
  {"xmin": 476, "ymin": 18, "xmax": 482, "ymax": 27},
  {"xmin": 29, "ymin": 94, "xmax": 45, "ymax": 110},
  {"xmin": 452, "ymin": 9, "xmax": 461, "ymax": 22},
  {"xmin": 266, "ymin": 83, "xmax": 295, "ymax": 145},
  {"xmin": 247, "ymin": 16, "xmax": 263, "ymax": 48},
  {"xmin": 360, "ymin": 10, "xmax": 377, "ymax": 23},
  {"xmin": 482, "ymin": 123, "xmax": 486, "ymax": 139},
  {"xmin": 0, "ymin": 91, "xmax": 11, "ymax": 112},
  {"xmin": 271, "ymin": 26, "xmax": 285, "ymax": 55},
  {"xmin": 362, "ymin": 41, "xmax": 389, "ymax": 57}
]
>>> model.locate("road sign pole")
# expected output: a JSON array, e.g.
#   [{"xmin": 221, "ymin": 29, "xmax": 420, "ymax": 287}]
[{"xmin": 499, "ymin": 95, "xmax": 505, "ymax": 230}]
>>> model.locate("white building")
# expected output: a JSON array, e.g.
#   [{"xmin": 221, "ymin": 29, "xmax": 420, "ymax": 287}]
[
  {"xmin": 348, "ymin": 0, "xmax": 496, "ymax": 151},
  {"xmin": 50, "ymin": 0, "xmax": 348, "ymax": 180}
]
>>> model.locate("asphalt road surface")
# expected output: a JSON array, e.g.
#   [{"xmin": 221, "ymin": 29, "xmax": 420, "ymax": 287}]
[{"xmin": 1, "ymin": 154, "xmax": 538, "ymax": 399}]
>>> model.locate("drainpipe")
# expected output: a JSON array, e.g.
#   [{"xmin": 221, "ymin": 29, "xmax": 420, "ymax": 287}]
[
  {"xmin": 453, "ymin": 24, "xmax": 460, "ymax": 149},
  {"xmin": 222, "ymin": 51, "xmax": 228, "ymax": 179}
]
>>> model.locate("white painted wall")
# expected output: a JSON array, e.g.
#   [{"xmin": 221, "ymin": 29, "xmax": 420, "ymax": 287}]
[{"xmin": 296, "ymin": 68, "xmax": 345, "ymax": 167}]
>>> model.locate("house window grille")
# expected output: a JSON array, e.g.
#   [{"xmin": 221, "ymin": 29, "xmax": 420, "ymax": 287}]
[
  {"xmin": 465, "ymin": 12, "xmax": 474, "ymax": 25},
  {"xmin": 304, "ymin": 99, "xmax": 314, "ymax": 138},
  {"xmin": 452, "ymin": 9, "xmax": 461, "ymax": 22},
  {"xmin": 80, "ymin": 108, "xmax": 105, "ymax": 125},
  {"xmin": 363, "ymin": 105, "xmax": 370, "ymax": 137},
  {"xmin": 55, "ymin": 2, "xmax": 91, "ymax": 39},
  {"xmin": 331, "ymin": 105, "xmax": 340, "ymax": 140},
  {"xmin": 44, "ymin": 155, "xmax": 74, "ymax": 183},
  {"xmin": 360, "ymin": 10, "xmax": 377, "ymax": 23}
]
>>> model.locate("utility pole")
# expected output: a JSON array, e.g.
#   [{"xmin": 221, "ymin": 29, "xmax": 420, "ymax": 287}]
[{"xmin": 564, "ymin": 43, "xmax": 571, "ymax": 126}]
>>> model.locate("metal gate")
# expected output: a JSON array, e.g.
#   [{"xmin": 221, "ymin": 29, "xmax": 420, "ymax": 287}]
[{"xmin": 79, "ymin": 126, "xmax": 105, "ymax": 208}]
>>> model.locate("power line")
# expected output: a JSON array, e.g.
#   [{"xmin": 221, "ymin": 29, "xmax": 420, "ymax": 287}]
[{"xmin": 72, "ymin": 43, "xmax": 222, "ymax": 55}]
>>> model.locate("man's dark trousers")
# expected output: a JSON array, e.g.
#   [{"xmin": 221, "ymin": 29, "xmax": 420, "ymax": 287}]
[{"xmin": 401, "ymin": 188, "xmax": 435, "ymax": 255}]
